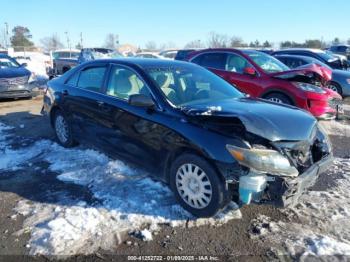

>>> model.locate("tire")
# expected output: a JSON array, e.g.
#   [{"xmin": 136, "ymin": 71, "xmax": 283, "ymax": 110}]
[
  {"xmin": 53, "ymin": 110, "xmax": 76, "ymax": 148},
  {"xmin": 328, "ymin": 82, "xmax": 342, "ymax": 96},
  {"xmin": 264, "ymin": 92, "xmax": 293, "ymax": 105},
  {"xmin": 169, "ymin": 153, "xmax": 232, "ymax": 217}
]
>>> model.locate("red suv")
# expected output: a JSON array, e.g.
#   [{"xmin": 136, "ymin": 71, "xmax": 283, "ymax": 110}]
[{"xmin": 187, "ymin": 48, "xmax": 342, "ymax": 119}]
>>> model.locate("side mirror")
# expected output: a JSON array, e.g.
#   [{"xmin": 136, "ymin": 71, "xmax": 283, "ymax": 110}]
[
  {"xmin": 243, "ymin": 67, "xmax": 257, "ymax": 76},
  {"xmin": 128, "ymin": 94, "xmax": 155, "ymax": 108},
  {"xmin": 21, "ymin": 63, "xmax": 28, "ymax": 67}
]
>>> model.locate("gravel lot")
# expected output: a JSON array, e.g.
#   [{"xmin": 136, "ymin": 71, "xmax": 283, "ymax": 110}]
[{"xmin": 0, "ymin": 96, "xmax": 349, "ymax": 261}]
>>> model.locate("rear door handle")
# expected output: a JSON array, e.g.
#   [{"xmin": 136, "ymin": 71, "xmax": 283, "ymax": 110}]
[{"xmin": 62, "ymin": 90, "xmax": 69, "ymax": 96}]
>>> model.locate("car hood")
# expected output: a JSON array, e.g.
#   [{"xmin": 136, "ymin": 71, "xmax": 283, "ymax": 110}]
[
  {"xmin": 182, "ymin": 98, "xmax": 317, "ymax": 142},
  {"xmin": 270, "ymin": 63, "xmax": 332, "ymax": 82},
  {"xmin": 0, "ymin": 67, "xmax": 31, "ymax": 78}
]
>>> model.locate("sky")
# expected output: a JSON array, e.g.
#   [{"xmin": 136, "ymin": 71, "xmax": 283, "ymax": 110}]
[{"xmin": 1, "ymin": 0, "xmax": 350, "ymax": 49}]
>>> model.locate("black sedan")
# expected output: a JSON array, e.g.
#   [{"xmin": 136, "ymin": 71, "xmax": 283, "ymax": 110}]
[
  {"xmin": 272, "ymin": 48, "xmax": 348, "ymax": 70},
  {"xmin": 0, "ymin": 54, "xmax": 33, "ymax": 99},
  {"xmin": 43, "ymin": 58, "xmax": 332, "ymax": 217}
]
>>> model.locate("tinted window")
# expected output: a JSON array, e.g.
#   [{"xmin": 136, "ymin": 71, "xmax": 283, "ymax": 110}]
[
  {"xmin": 66, "ymin": 71, "xmax": 79, "ymax": 86},
  {"xmin": 77, "ymin": 66, "xmax": 107, "ymax": 92},
  {"xmin": 193, "ymin": 53, "xmax": 226, "ymax": 70},
  {"xmin": 278, "ymin": 57, "xmax": 306, "ymax": 69},
  {"xmin": 107, "ymin": 66, "xmax": 149, "ymax": 100},
  {"xmin": 226, "ymin": 53, "xmax": 252, "ymax": 73}
]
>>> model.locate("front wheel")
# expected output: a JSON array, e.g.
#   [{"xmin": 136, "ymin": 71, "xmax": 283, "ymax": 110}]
[
  {"xmin": 53, "ymin": 110, "xmax": 76, "ymax": 147},
  {"xmin": 170, "ymin": 154, "xmax": 232, "ymax": 217},
  {"xmin": 327, "ymin": 82, "xmax": 342, "ymax": 96},
  {"xmin": 264, "ymin": 93, "xmax": 293, "ymax": 105}
]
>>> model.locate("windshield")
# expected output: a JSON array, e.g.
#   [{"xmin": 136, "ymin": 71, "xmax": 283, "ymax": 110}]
[
  {"xmin": 317, "ymin": 51, "xmax": 338, "ymax": 62},
  {"xmin": 53, "ymin": 51, "xmax": 79, "ymax": 59},
  {"xmin": 146, "ymin": 64, "xmax": 243, "ymax": 107},
  {"xmin": 243, "ymin": 51, "xmax": 290, "ymax": 73},
  {"xmin": 0, "ymin": 57, "xmax": 20, "ymax": 68}
]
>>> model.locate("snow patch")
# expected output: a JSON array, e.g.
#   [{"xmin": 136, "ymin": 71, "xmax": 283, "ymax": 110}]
[
  {"xmin": 0, "ymin": 122, "xmax": 241, "ymax": 255},
  {"xmin": 320, "ymin": 120, "xmax": 350, "ymax": 137},
  {"xmin": 250, "ymin": 158, "xmax": 350, "ymax": 257}
]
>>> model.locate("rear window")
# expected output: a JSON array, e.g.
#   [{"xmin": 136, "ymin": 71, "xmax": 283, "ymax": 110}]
[
  {"xmin": 77, "ymin": 66, "xmax": 107, "ymax": 92},
  {"xmin": 192, "ymin": 53, "xmax": 226, "ymax": 70}
]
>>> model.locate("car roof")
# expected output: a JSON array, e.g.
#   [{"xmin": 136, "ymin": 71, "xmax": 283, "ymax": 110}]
[
  {"xmin": 274, "ymin": 54, "xmax": 314, "ymax": 60},
  {"xmin": 81, "ymin": 58, "xmax": 193, "ymax": 68},
  {"xmin": 276, "ymin": 48, "xmax": 325, "ymax": 53}
]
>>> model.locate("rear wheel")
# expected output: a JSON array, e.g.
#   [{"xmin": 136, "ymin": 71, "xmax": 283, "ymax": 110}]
[
  {"xmin": 53, "ymin": 110, "xmax": 75, "ymax": 147},
  {"xmin": 264, "ymin": 93, "xmax": 293, "ymax": 105},
  {"xmin": 169, "ymin": 153, "xmax": 232, "ymax": 217},
  {"xmin": 328, "ymin": 82, "xmax": 342, "ymax": 96}
]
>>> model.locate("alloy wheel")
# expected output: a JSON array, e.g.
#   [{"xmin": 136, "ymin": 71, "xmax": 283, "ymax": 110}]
[
  {"xmin": 175, "ymin": 163, "xmax": 212, "ymax": 209},
  {"xmin": 268, "ymin": 97, "xmax": 283, "ymax": 103},
  {"xmin": 328, "ymin": 84, "xmax": 339, "ymax": 93}
]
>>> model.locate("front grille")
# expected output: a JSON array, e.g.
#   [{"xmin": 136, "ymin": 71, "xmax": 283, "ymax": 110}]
[{"xmin": 0, "ymin": 76, "xmax": 29, "ymax": 87}]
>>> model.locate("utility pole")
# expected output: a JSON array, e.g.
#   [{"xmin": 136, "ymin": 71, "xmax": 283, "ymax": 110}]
[
  {"xmin": 4, "ymin": 22, "xmax": 9, "ymax": 48},
  {"xmin": 64, "ymin": 31, "xmax": 70, "ymax": 50},
  {"xmin": 80, "ymin": 32, "xmax": 83, "ymax": 49}
]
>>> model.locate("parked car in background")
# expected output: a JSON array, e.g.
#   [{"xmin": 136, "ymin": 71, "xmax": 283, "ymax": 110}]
[
  {"xmin": 158, "ymin": 49, "xmax": 178, "ymax": 59},
  {"xmin": 329, "ymin": 45, "xmax": 350, "ymax": 60},
  {"xmin": 135, "ymin": 52, "xmax": 166, "ymax": 59},
  {"xmin": 274, "ymin": 54, "xmax": 350, "ymax": 97},
  {"xmin": 78, "ymin": 48, "xmax": 123, "ymax": 64},
  {"xmin": 187, "ymin": 48, "xmax": 342, "ymax": 119},
  {"xmin": 43, "ymin": 58, "xmax": 332, "ymax": 217},
  {"xmin": 0, "ymin": 54, "xmax": 34, "ymax": 99},
  {"xmin": 175, "ymin": 49, "xmax": 199, "ymax": 61},
  {"xmin": 272, "ymin": 48, "xmax": 348, "ymax": 70},
  {"xmin": 48, "ymin": 49, "xmax": 80, "ymax": 78}
]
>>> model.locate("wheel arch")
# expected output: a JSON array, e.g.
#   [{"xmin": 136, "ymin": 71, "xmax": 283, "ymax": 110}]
[
  {"xmin": 260, "ymin": 88, "xmax": 296, "ymax": 105},
  {"xmin": 163, "ymin": 146, "xmax": 226, "ymax": 185}
]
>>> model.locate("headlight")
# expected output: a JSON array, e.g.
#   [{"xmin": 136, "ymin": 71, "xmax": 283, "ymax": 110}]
[
  {"xmin": 346, "ymin": 79, "xmax": 350, "ymax": 85},
  {"xmin": 226, "ymin": 145, "xmax": 299, "ymax": 177},
  {"xmin": 293, "ymin": 82, "xmax": 326, "ymax": 94},
  {"xmin": 28, "ymin": 72, "xmax": 36, "ymax": 83}
]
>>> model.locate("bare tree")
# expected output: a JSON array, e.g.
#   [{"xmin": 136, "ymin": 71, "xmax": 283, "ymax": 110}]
[
  {"xmin": 40, "ymin": 34, "xmax": 64, "ymax": 52},
  {"xmin": 184, "ymin": 40, "xmax": 204, "ymax": 49},
  {"xmin": 229, "ymin": 36, "xmax": 246, "ymax": 47},
  {"xmin": 144, "ymin": 41, "xmax": 157, "ymax": 51},
  {"xmin": 207, "ymin": 32, "xmax": 229, "ymax": 48},
  {"xmin": 104, "ymin": 34, "xmax": 117, "ymax": 49}
]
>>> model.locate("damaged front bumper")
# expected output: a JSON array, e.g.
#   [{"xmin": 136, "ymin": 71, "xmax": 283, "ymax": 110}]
[{"xmin": 261, "ymin": 154, "xmax": 333, "ymax": 207}]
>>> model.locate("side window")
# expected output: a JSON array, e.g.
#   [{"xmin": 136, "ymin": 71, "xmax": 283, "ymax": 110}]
[
  {"xmin": 193, "ymin": 53, "xmax": 226, "ymax": 70},
  {"xmin": 77, "ymin": 66, "xmax": 107, "ymax": 92},
  {"xmin": 226, "ymin": 53, "xmax": 251, "ymax": 74},
  {"xmin": 277, "ymin": 57, "xmax": 290, "ymax": 67},
  {"xmin": 106, "ymin": 66, "xmax": 150, "ymax": 100},
  {"xmin": 66, "ymin": 71, "xmax": 79, "ymax": 86}
]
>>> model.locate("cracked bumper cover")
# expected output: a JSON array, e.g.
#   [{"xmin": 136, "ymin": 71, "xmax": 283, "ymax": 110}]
[{"xmin": 263, "ymin": 154, "xmax": 333, "ymax": 207}]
